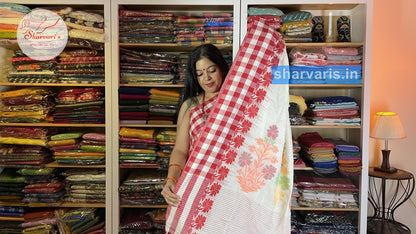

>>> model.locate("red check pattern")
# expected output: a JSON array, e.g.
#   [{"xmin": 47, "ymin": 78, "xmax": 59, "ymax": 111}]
[{"xmin": 166, "ymin": 19, "xmax": 286, "ymax": 233}]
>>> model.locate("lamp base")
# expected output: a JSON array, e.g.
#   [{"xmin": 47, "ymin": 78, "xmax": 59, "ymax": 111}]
[
  {"xmin": 375, "ymin": 149, "xmax": 397, "ymax": 173},
  {"xmin": 374, "ymin": 166, "xmax": 397, "ymax": 173}
]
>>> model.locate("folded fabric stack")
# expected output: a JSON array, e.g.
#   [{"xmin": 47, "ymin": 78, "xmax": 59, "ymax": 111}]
[
  {"xmin": 50, "ymin": 132, "xmax": 105, "ymax": 166},
  {"xmin": 119, "ymin": 87, "xmax": 149, "ymax": 124},
  {"xmin": 0, "ymin": 168, "xmax": 26, "ymax": 202},
  {"xmin": 7, "ymin": 50, "xmax": 59, "ymax": 83},
  {"xmin": 0, "ymin": 127, "xmax": 52, "ymax": 166},
  {"xmin": 294, "ymin": 211, "xmax": 357, "ymax": 234},
  {"xmin": 289, "ymin": 94, "xmax": 307, "ymax": 125},
  {"xmin": 58, "ymin": 207, "xmax": 105, "ymax": 233},
  {"xmin": 53, "ymin": 88, "xmax": 105, "ymax": 124},
  {"xmin": 119, "ymin": 209, "xmax": 166, "ymax": 234},
  {"xmin": 291, "ymin": 184, "xmax": 300, "ymax": 207},
  {"xmin": 297, "ymin": 132, "xmax": 337, "ymax": 174},
  {"xmin": 120, "ymin": 48, "xmax": 178, "ymax": 85},
  {"xmin": 0, "ymin": 87, "xmax": 54, "ymax": 123},
  {"xmin": 119, "ymin": 128, "xmax": 159, "ymax": 167},
  {"xmin": 62, "ymin": 169, "xmax": 105, "ymax": 203},
  {"xmin": 247, "ymin": 7, "xmax": 283, "ymax": 31},
  {"xmin": 147, "ymin": 209, "xmax": 166, "ymax": 232},
  {"xmin": 0, "ymin": 220, "xmax": 23, "ymax": 233},
  {"xmin": 22, "ymin": 209, "xmax": 58, "ymax": 234},
  {"xmin": 296, "ymin": 175, "xmax": 359, "ymax": 209},
  {"xmin": 0, "ymin": 206, "xmax": 25, "ymax": 233},
  {"xmin": 0, "ymin": 206, "xmax": 27, "ymax": 220},
  {"xmin": 280, "ymin": 11, "xmax": 313, "ymax": 43},
  {"xmin": 324, "ymin": 47, "xmax": 362, "ymax": 65},
  {"xmin": 203, "ymin": 12, "xmax": 233, "ymax": 44},
  {"xmin": 289, "ymin": 47, "xmax": 327, "ymax": 66},
  {"xmin": 0, "ymin": 205, "xmax": 26, "ymax": 218},
  {"xmin": 119, "ymin": 170, "xmax": 166, "ymax": 206},
  {"xmin": 176, "ymin": 53, "xmax": 188, "ymax": 84},
  {"xmin": 0, "ymin": 3, "xmax": 30, "ymax": 48},
  {"xmin": 327, "ymin": 138, "xmax": 362, "ymax": 176},
  {"xmin": 20, "ymin": 168, "xmax": 65, "ymax": 204},
  {"xmin": 156, "ymin": 129, "xmax": 176, "ymax": 170},
  {"xmin": 119, "ymin": 10, "xmax": 175, "ymax": 44},
  {"xmin": 80, "ymin": 132, "xmax": 106, "ymax": 155},
  {"xmin": 176, "ymin": 15, "xmax": 205, "ymax": 46},
  {"xmin": 305, "ymin": 96, "xmax": 360, "ymax": 126},
  {"xmin": 287, "ymin": 47, "xmax": 328, "ymax": 84},
  {"xmin": 57, "ymin": 49, "xmax": 105, "ymax": 84},
  {"xmin": 292, "ymin": 138, "xmax": 306, "ymax": 168},
  {"xmin": 148, "ymin": 88, "xmax": 180, "ymax": 125},
  {"xmin": 64, "ymin": 10, "xmax": 105, "ymax": 50}
]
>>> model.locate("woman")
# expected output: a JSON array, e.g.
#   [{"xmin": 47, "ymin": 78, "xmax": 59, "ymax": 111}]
[{"xmin": 161, "ymin": 44, "xmax": 229, "ymax": 206}]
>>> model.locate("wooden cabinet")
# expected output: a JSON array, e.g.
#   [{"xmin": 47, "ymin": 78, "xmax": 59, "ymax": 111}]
[{"xmin": 0, "ymin": 0, "xmax": 372, "ymax": 232}]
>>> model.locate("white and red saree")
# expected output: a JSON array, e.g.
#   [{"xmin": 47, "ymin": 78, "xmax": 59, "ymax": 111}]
[{"xmin": 166, "ymin": 19, "xmax": 293, "ymax": 233}]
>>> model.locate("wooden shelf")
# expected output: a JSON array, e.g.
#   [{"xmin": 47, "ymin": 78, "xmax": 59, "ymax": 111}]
[
  {"xmin": 120, "ymin": 204, "xmax": 168, "ymax": 209},
  {"xmin": 0, "ymin": 82, "xmax": 105, "ymax": 87},
  {"xmin": 289, "ymin": 84, "xmax": 362, "ymax": 88},
  {"xmin": 291, "ymin": 125, "xmax": 361, "ymax": 129},
  {"xmin": 45, "ymin": 161, "xmax": 105, "ymax": 168},
  {"xmin": 291, "ymin": 206, "xmax": 360, "ymax": 211},
  {"xmin": 286, "ymin": 42, "xmax": 364, "ymax": 49},
  {"xmin": 294, "ymin": 167, "xmax": 313, "ymax": 171},
  {"xmin": 119, "ymin": 43, "xmax": 232, "ymax": 51},
  {"xmin": 120, "ymin": 124, "xmax": 177, "ymax": 128},
  {"xmin": 28, "ymin": 202, "xmax": 105, "ymax": 208},
  {"xmin": 0, "ymin": 217, "xmax": 24, "ymax": 221},
  {"xmin": 0, "ymin": 201, "xmax": 27, "ymax": 207},
  {"xmin": 0, "ymin": 123, "xmax": 105, "ymax": 127},
  {"xmin": 120, "ymin": 83, "xmax": 184, "ymax": 88},
  {"xmin": 0, "ymin": 201, "xmax": 105, "ymax": 208}
]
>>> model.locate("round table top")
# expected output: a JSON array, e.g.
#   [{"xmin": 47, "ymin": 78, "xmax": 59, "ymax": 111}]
[{"xmin": 369, "ymin": 167, "xmax": 414, "ymax": 180}]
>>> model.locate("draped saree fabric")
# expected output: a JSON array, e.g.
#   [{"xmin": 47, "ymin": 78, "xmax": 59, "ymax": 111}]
[{"xmin": 166, "ymin": 19, "xmax": 293, "ymax": 233}]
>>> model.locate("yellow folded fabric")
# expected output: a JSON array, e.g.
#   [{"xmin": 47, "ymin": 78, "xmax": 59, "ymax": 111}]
[
  {"xmin": 119, "ymin": 127, "xmax": 154, "ymax": 139},
  {"xmin": 119, "ymin": 148, "xmax": 156, "ymax": 154},
  {"xmin": 150, "ymin": 88, "xmax": 180, "ymax": 98},
  {"xmin": 0, "ymin": 88, "xmax": 49, "ymax": 98},
  {"xmin": 48, "ymin": 139, "xmax": 77, "ymax": 146},
  {"xmin": 0, "ymin": 29, "xmax": 16, "ymax": 33},
  {"xmin": 0, "ymin": 136, "xmax": 46, "ymax": 146},
  {"xmin": 280, "ymin": 20, "xmax": 312, "ymax": 33},
  {"xmin": 147, "ymin": 120, "xmax": 174, "ymax": 125},
  {"xmin": 0, "ymin": 110, "xmax": 47, "ymax": 119},
  {"xmin": 54, "ymin": 152, "xmax": 105, "ymax": 156},
  {"xmin": 150, "ymin": 94, "xmax": 179, "ymax": 102}
]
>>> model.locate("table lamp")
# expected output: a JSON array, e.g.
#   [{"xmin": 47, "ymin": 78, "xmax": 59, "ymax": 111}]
[{"xmin": 370, "ymin": 112, "xmax": 406, "ymax": 173}]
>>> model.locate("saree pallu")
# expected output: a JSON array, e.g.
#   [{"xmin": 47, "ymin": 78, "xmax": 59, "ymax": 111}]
[{"xmin": 166, "ymin": 19, "xmax": 293, "ymax": 233}]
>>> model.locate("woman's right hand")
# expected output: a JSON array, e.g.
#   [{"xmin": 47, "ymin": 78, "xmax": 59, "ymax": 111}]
[{"xmin": 161, "ymin": 179, "xmax": 181, "ymax": 207}]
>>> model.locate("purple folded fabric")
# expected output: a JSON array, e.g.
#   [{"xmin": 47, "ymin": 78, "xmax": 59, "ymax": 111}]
[{"xmin": 119, "ymin": 94, "xmax": 150, "ymax": 100}]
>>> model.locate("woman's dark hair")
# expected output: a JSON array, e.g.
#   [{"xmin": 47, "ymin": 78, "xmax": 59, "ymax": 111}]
[{"xmin": 178, "ymin": 44, "xmax": 229, "ymax": 109}]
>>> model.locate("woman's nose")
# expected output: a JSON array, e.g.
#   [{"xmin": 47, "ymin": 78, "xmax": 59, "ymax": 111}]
[{"xmin": 202, "ymin": 72, "xmax": 211, "ymax": 81}]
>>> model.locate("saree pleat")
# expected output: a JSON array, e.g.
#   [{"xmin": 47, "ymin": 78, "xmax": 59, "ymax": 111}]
[{"xmin": 166, "ymin": 19, "xmax": 293, "ymax": 233}]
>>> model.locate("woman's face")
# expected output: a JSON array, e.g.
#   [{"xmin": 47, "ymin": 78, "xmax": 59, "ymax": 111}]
[{"xmin": 195, "ymin": 57, "xmax": 223, "ymax": 96}]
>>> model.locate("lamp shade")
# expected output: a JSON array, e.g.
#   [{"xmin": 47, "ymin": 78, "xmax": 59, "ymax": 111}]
[{"xmin": 370, "ymin": 112, "xmax": 406, "ymax": 139}]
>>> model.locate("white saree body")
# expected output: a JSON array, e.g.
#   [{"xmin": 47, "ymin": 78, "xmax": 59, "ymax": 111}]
[{"xmin": 166, "ymin": 19, "xmax": 293, "ymax": 234}]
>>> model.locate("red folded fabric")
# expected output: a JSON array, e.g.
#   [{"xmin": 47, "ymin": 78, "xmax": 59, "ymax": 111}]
[{"xmin": 297, "ymin": 132, "xmax": 335, "ymax": 149}]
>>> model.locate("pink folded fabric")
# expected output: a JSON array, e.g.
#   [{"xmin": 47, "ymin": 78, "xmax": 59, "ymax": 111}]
[{"xmin": 323, "ymin": 47, "xmax": 358, "ymax": 56}]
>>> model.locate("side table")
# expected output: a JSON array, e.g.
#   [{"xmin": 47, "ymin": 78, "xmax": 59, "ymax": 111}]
[{"xmin": 367, "ymin": 167, "xmax": 415, "ymax": 234}]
